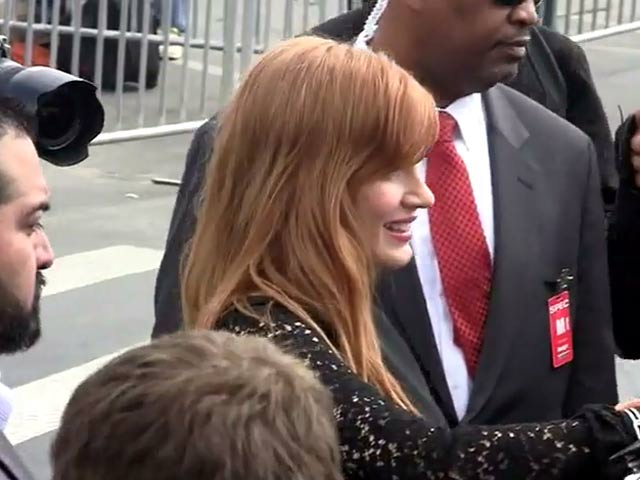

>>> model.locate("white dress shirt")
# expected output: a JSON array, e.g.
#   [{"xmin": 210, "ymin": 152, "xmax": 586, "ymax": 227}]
[
  {"xmin": 412, "ymin": 93, "xmax": 494, "ymax": 420},
  {"xmin": 0, "ymin": 372, "xmax": 12, "ymax": 432}
]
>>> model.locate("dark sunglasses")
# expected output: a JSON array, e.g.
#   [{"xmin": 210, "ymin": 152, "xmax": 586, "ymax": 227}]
[{"xmin": 496, "ymin": 0, "xmax": 544, "ymax": 7}]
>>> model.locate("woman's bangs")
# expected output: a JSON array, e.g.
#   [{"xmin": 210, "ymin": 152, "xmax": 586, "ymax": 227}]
[{"xmin": 377, "ymin": 77, "xmax": 438, "ymax": 172}]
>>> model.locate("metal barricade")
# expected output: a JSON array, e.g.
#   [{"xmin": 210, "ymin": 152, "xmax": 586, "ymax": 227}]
[
  {"xmin": 542, "ymin": 0, "xmax": 640, "ymax": 41},
  {"xmin": 0, "ymin": 0, "xmax": 637, "ymax": 146},
  {"xmin": 0, "ymin": 0, "xmax": 351, "ymax": 145}
]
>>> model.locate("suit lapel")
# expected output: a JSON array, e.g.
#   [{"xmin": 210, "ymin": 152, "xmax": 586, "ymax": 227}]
[
  {"xmin": 463, "ymin": 85, "xmax": 539, "ymax": 422},
  {"xmin": 378, "ymin": 261, "xmax": 458, "ymax": 424},
  {"xmin": 374, "ymin": 307, "xmax": 449, "ymax": 426}
]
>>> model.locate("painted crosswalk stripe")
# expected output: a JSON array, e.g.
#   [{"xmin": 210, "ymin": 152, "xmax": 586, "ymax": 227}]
[
  {"xmin": 43, "ymin": 245, "xmax": 164, "ymax": 297},
  {"xmin": 5, "ymin": 344, "xmax": 145, "ymax": 445}
]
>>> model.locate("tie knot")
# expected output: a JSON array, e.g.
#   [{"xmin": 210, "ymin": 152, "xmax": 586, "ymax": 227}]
[{"xmin": 437, "ymin": 111, "xmax": 457, "ymax": 144}]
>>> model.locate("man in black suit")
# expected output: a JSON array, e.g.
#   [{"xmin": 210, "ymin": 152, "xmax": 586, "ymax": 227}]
[
  {"xmin": 152, "ymin": 2, "xmax": 634, "ymax": 427},
  {"xmin": 358, "ymin": 0, "xmax": 618, "ymax": 426},
  {"xmin": 0, "ymin": 99, "xmax": 55, "ymax": 479}
]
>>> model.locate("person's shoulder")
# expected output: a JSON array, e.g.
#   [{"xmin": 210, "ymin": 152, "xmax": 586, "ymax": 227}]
[
  {"xmin": 489, "ymin": 85, "xmax": 596, "ymax": 182},
  {"xmin": 534, "ymin": 25, "xmax": 578, "ymax": 51},
  {"xmin": 533, "ymin": 25, "xmax": 588, "ymax": 68},
  {"xmin": 491, "ymin": 83, "xmax": 589, "ymax": 146},
  {"xmin": 533, "ymin": 25, "xmax": 572, "ymax": 44},
  {"xmin": 182, "ymin": 114, "xmax": 220, "ymax": 176},
  {"xmin": 218, "ymin": 300, "xmax": 305, "ymax": 336},
  {"xmin": 198, "ymin": 114, "xmax": 219, "ymax": 133},
  {"xmin": 192, "ymin": 114, "xmax": 219, "ymax": 146}
]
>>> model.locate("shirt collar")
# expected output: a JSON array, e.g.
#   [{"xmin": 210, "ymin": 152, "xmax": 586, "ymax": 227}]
[
  {"xmin": 438, "ymin": 93, "xmax": 485, "ymax": 148},
  {"xmin": 355, "ymin": 42, "xmax": 485, "ymax": 148}
]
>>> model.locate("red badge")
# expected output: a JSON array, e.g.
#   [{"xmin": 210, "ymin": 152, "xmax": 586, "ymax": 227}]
[{"xmin": 548, "ymin": 291, "xmax": 573, "ymax": 368}]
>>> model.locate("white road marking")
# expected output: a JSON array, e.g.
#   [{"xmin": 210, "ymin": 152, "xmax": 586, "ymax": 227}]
[
  {"xmin": 42, "ymin": 246, "xmax": 164, "ymax": 297},
  {"xmin": 5, "ymin": 344, "xmax": 145, "ymax": 445}
]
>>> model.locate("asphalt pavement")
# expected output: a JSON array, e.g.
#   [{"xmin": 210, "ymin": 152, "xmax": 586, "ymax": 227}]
[{"xmin": 0, "ymin": 13, "xmax": 638, "ymax": 480}]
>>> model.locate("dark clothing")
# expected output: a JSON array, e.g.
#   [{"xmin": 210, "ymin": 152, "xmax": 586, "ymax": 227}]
[
  {"xmin": 508, "ymin": 25, "xmax": 618, "ymax": 204},
  {"xmin": 610, "ymin": 114, "xmax": 640, "ymax": 359},
  {"xmin": 377, "ymin": 84, "xmax": 617, "ymax": 426},
  {"xmin": 152, "ymin": 10, "xmax": 621, "ymax": 425},
  {"xmin": 375, "ymin": 307, "xmax": 449, "ymax": 426},
  {"xmin": 217, "ymin": 301, "xmax": 635, "ymax": 480},
  {"xmin": 153, "ymin": 115, "xmax": 216, "ymax": 337},
  {"xmin": 0, "ymin": 433, "xmax": 34, "ymax": 480}
]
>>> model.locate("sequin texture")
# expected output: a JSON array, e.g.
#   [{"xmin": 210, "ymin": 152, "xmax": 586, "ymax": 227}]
[{"xmin": 217, "ymin": 304, "xmax": 634, "ymax": 479}]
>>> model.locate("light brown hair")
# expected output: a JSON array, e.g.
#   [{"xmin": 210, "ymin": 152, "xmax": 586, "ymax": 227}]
[
  {"xmin": 182, "ymin": 36, "xmax": 437, "ymax": 412},
  {"xmin": 51, "ymin": 330, "xmax": 342, "ymax": 480}
]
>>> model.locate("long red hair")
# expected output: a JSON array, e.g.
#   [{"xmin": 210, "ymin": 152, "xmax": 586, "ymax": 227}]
[{"xmin": 181, "ymin": 36, "xmax": 437, "ymax": 412}]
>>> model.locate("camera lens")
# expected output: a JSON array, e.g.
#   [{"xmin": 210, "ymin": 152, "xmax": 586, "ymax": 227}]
[
  {"xmin": 0, "ymin": 56, "xmax": 104, "ymax": 166},
  {"xmin": 37, "ymin": 89, "xmax": 82, "ymax": 151}
]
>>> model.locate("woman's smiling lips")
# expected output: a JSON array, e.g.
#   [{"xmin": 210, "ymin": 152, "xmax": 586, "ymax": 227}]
[{"xmin": 383, "ymin": 216, "xmax": 417, "ymax": 243}]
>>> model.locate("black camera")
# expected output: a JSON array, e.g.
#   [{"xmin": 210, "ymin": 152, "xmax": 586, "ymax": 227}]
[{"xmin": 0, "ymin": 36, "xmax": 104, "ymax": 167}]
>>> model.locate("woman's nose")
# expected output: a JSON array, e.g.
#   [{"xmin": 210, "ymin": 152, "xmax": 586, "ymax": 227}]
[{"xmin": 404, "ymin": 182, "xmax": 435, "ymax": 210}]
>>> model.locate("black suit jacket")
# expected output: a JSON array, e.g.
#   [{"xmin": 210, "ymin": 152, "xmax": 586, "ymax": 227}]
[
  {"xmin": 152, "ymin": 10, "xmax": 621, "ymax": 424},
  {"xmin": 0, "ymin": 433, "xmax": 33, "ymax": 480}
]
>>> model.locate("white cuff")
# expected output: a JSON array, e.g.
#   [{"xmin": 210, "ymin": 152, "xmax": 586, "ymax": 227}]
[{"xmin": 624, "ymin": 407, "xmax": 640, "ymax": 440}]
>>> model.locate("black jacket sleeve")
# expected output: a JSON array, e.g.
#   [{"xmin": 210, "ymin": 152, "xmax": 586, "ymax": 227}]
[
  {"xmin": 152, "ymin": 116, "xmax": 218, "ymax": 338},
  {"xmin": 609, "ymin": 114, "xmax": 640, "ymax": 359}
]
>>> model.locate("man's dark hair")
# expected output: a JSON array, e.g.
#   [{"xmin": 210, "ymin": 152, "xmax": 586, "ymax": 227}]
[
  {"xmin": 0, "ymin": 97, "xmax": 35, "ymax": 141},
  {"xmin": 0, "ymin": 97, "xmax": 36, "ymax": 205}
]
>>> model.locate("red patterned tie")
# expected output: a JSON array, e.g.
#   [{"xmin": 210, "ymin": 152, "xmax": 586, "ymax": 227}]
[{"xmin": 426, "ymin": 111, "xmax": 492, "ymax": 377}]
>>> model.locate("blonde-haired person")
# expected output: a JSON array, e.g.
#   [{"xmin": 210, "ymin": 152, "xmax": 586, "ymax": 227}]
[
  {"xmin": 51, "ymin": 331, "xmax": 342, "ymax": 480},
  {"xmin": 182, "ymin": 36, "xmax": 640, "ymax": 479}
]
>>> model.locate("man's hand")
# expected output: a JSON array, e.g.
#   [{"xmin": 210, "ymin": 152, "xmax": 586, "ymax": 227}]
[
  {"xmin": 632, "ymin": 111, "xmax": 640, "ymax": 187},
  {"xmin": 616, "ymin": 398, "xmax": 640, "ymax": 411}
]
